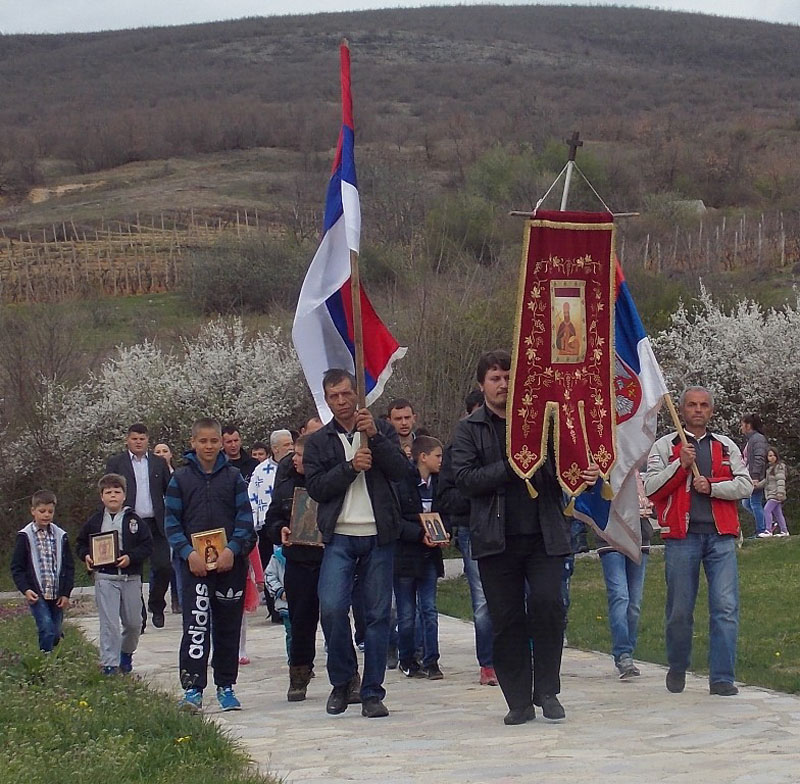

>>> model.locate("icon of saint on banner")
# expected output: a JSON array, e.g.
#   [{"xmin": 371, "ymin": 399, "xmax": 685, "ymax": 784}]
[{"xmin": 550, "ymin": 280, "xmax": 586, "ymax": 364}]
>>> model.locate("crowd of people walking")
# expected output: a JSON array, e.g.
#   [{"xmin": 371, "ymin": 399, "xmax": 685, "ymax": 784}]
[{"xmin": 9, "ymin": 351, "xmax": 791, "ymax": 724}]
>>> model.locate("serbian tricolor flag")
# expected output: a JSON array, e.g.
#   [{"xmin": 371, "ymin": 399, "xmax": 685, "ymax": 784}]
[
  {"xmin": 292, "ymin": 43, "xmax": 406, "ymax": 421},
  {"xmin": 573, "ymin": 261, "xmax": 668, "ymax": 560}
]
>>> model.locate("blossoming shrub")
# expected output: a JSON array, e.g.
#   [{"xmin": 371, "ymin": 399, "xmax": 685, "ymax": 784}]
[
  {"xmin": 0, "ymin": 319, "xmax": 308, "ymax": 532},
  {"xmin": 653, "ymin": 285, "xmax": 800, "ymax": 461}
]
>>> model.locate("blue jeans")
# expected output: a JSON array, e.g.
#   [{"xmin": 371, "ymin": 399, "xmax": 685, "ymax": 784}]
[
  {"xmin": 395, "ymin": 560, "xmax": 439, "ymax": 667},
  {"xmin": 457, "ymin": 527, "xmax": 493, "ymax": 667},
  {"xmin": 665, "ymin": 534, "xmax": 739, "ymax": 684},
  {"xmin": 601, "ymin": 550, "xmax": 648, "ymax": 662},
  {"xmin": 318, "ymin": 534, "xmax": 394, "ymax": 700},
  {"xmin": 741, "ymin": 489, "xmax": 766, "ymax": 534},
  {"xmin": 29, "ymin": 598, "xmax": 63, "ymax": 652}
]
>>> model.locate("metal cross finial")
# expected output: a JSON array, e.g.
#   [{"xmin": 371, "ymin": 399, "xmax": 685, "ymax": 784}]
[{"xmin": 566, "ymin": 131, "xmax": 583, "ymax": 162}]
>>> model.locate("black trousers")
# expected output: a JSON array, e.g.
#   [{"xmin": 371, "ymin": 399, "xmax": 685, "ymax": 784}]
[
  {"xmin": 284, "ymin": 559, "xmax": 321, "ymax": 668},
  {"xmin": 478, "ymin": 534, "xmax": 566, "ymax": 711},
  {"xmin": 179, "ymin": 557, "xmax": 246, "ymax": 691},
  {"xmin": 145, "ymin": 518, "xmax": 172, "ymax": 616}
]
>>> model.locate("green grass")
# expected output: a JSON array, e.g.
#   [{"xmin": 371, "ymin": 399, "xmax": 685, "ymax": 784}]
[
  {"xmin": 439, "ymin": 537, "xmax": 800, "ymax": 694},
  {"xmin": 0, "ymin": 607, "xmax": 279, "ymax": 784}
]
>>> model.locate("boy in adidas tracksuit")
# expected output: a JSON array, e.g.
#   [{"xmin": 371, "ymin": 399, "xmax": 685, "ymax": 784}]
[{"xmin": 165, "ymin": 417, "xmax": 256, "ymax": 711}]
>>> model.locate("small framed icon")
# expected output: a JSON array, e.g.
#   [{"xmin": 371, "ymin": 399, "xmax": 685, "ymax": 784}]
[
  {"xmin": 191, "ymin": 528, "xmax": 228, "ymax": 570},
  {"xmin": 419, "ymin": 512, "xmax": 449, "ymax": 544},
  {"xmin": 288, "ymin": 488, "xmax": 324, "ymax": 547},
  {"xmin": 90, "ymin": 530, "xmax": 120, "ymax": 568}
]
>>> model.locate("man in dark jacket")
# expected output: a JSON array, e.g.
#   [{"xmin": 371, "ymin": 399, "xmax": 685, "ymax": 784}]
[
  {"xmin": 222, "ymin": 425, "xmax": 260, "ymax": 481},
  {"xmin": 106, "ymin": 423, "xmax": 171, "ymax": 627},
  {"xmin": 451, "ymin": 349, "xmax": 599, "ymax": 725},
  {"xmin": 303, "ymin": 368, "xmax": 409, "ymax": 719}
]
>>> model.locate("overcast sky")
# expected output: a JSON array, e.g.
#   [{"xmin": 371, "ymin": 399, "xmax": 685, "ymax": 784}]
[{"xmin": 0, "ymin": 0, "xmax": 797, "ymax": 34}]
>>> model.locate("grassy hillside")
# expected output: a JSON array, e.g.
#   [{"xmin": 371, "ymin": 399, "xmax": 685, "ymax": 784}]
[{"xmin": 1, "ymin": 4, "xmax": 799, "ymax": 218}]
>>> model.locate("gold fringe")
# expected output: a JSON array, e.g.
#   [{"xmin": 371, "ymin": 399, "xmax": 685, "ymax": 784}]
[
  {"xmin": 525, "ymin": 479, "xmax": 539, "ymax": 499},
  {"xmin": 564, "ymin": 496, "xmax": 576, "ymax": 516},
  {"xmin": 601, "ymin": 482, "xmax": 615, "ymax": 501}
]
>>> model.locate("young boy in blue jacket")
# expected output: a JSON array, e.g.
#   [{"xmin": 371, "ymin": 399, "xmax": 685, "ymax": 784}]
[
  {"xmin": 11, "ymin": 489, "xmax": 74, "ymax": 652},
  {"xmin": 165, "ymin": 418, "xmax": 256, "ymax": 712}
]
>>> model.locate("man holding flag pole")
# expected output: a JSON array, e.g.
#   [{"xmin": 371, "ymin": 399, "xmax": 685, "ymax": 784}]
[{"xmin": 292, "ymin": 42, "xmax": 409, "ymax": 719}]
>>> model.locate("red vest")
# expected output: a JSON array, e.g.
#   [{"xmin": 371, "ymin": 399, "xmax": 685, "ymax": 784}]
[{"xmin": 649, "ymin": 436, "xmax": 741, "ymax": 539}]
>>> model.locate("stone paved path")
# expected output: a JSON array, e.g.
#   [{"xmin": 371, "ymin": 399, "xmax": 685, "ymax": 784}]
[{"xmin": 77, "ymin": 610, "xmax": 800, "ymax": 784}]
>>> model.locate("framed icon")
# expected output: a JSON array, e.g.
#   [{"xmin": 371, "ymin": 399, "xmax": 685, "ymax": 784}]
[
  {"xmin": 90, "ymin": 530, "xmax": 120, "ymax": 568},
  {"xmin": 191, "ymin": 528, "xmax": 228, "ymax": 570},
  {"xmin": 289, "ymin": 488, "xmax": 324, "ymax": 547},
  {"xmin": 419, "ymin": 512, "xmax": 449, "ymax": 544}
]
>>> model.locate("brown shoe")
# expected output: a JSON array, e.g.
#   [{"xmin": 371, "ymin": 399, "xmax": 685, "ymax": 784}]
[{"xmin": 288, "ymin": 665, "xmax": 312, "ymax": 702}]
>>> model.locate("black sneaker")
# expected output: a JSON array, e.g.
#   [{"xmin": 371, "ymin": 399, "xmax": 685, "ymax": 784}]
[
  {"xmin": 326, "ymin": 685, "xmax": 349, "ymax": 715},
  {"xmin": 151, "ymin": 612, "xmax": 165, "ymax": 629},
  {"xmin": 709, "ymin": 681, "xmax": 739, "ymax": 696},
  {"xmin": 533, "ymin": 694, "xmax": 565, "ymax": 721},
  {"xmin": 666, "ymin": 669, "xmax": 686, "ymax": 693},
  {"xmin": 399, "ymin": 660, "xmax": 425, "ymax": 678},
  {"xmin": 504, "ymin": 704, "xmax": 535, "ymax": 725},
  {"xmin": 423, "ymin": 663, "xmax": 444, "ymax": 680},
  {"xmin": 361, "ymin": 697, "xmax": 389, "ymax": 718}
]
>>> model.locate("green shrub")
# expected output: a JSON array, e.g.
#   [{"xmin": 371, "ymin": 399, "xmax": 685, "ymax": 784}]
[{"xmin": 183, "ymin": 235, "xmax": 310, "ymax": 314}]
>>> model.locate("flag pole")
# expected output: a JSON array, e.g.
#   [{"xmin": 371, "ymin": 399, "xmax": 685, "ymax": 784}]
[
  {"xmin": 341, "ymin": 39, "xmax": 368, "ymax": 446},
  {"xmin": 350, "ymin": 247, "xmax": 367, "ymax": 411},
  {"xmin": 662, "ymin": 393, "xmax": 702, "ymax": 479}
]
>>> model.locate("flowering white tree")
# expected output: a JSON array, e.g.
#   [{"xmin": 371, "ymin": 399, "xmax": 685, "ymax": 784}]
[
  {"xmin": 1, "ymin": 319, "xmax": 308, "ymax": 485},
  {"xmin": 653, "ymin": 285, "xmax": 800, "ymax": 461}
]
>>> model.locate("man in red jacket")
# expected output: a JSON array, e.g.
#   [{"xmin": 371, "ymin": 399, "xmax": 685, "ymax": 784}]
[{"xmin": 644, "ymin": 386, "xmax": 752, "ymax": 697}]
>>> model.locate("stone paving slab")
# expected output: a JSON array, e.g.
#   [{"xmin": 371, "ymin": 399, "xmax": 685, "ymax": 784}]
[{"xmin": 76, "ymin": 610, "xmax": 800, "ymax": 784}]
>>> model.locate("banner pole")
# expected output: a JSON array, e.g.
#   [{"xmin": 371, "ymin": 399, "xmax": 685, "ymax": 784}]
[
  {"xmin": 662, "ymin": 393, "xmax": 702, "ymax": 479},
  {"xmin": 559, "ymin": 131, "xmax": 583, "ymax": 210},
  {"xmin": 559, "ymin": 160, "xmax": 574, "ymax": 211}
]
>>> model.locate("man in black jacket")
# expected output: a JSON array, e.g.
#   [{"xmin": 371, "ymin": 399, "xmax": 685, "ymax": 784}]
[
  {"xmin": 303, "ymin": 368, "xmax": 409, "ymax": 719},
  {"xmin": 451, "ymin": 350, "xmax": 599, "ymax": 725},
  {"xmin": 106, "ymin": 423, "xmax": 171, "ymax": 628}
]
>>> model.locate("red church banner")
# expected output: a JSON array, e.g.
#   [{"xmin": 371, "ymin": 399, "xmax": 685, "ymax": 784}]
[{"xmin": 508, "ymin": 210, "xmax": 617, "ymax": 497}]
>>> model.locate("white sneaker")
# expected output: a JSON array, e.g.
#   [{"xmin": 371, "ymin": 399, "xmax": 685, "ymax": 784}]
[
  {"xmin": 757, "ymin": 531, "xmax": 772, "ymax": 538},
  {"xmin": 777, "ymin": 531, "xmax": 790, "ymax": 538}
]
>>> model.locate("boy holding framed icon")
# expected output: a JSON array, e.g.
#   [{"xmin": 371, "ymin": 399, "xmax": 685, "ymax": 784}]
[
  {"xmin": 394, "ymin": 435, "xmax": 449, "ymax": 680},
  {"xmin": 165, "ymin": 418, "xmax": 256, "ymax": 712},
  {"xmin": 76, "ymin": 473, "xmax": 153, "ymax": 674}
]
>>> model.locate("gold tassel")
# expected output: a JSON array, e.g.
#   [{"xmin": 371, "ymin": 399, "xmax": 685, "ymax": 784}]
[
  {"xmin": 525, "ymin": 479, "xmax": 539, "ymax": 499},
  {"xmin": 564, "ymin": 496, "xmax": 576, "ymax": 516},
  {"xmin": 601, "ymin": 482, "xmax": 615, "ymax": 501}
]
